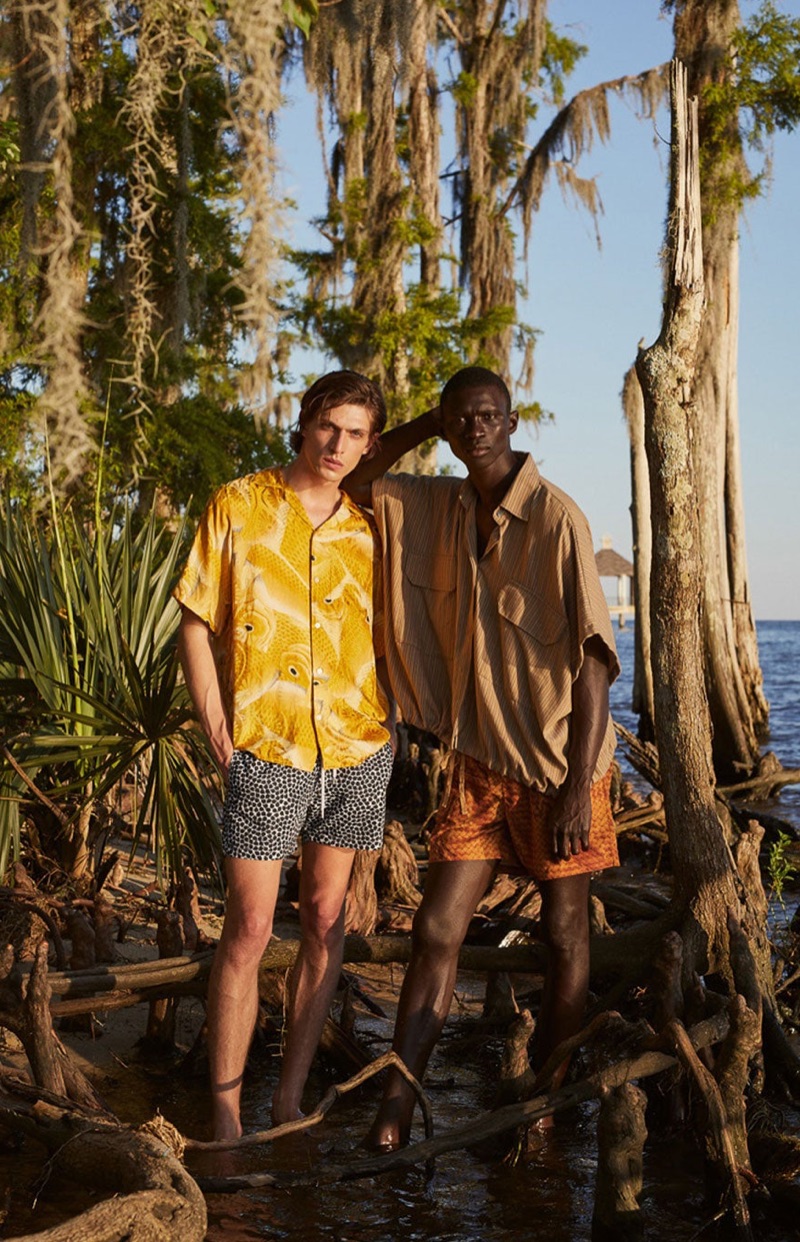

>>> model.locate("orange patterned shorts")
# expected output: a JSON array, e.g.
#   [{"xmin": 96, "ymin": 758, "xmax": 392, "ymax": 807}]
[{"xmin": 428, "ymin": 753, "xmax": 618, "ymax": 882}]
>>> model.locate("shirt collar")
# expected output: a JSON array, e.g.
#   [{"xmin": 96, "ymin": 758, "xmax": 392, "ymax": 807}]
[
  {"xmin": 457, "ymin": 452, "xmax": 541, "ymax": 519},
  {"xmin": 273, "ymin": 467, "xmax": 363, "ymax": 530}
]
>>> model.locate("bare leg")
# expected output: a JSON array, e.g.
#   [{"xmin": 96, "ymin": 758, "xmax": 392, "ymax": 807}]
[
  {"xmin": 207, "ymin": 857, "xmax": 283, "ymax": 1140},
  {"xmin": 367, "ymin": 858, "xmax": 496, "ymax": 1149},
  {"xmin": 270, "ymin": 842, "xmax": 357, "ymax": 1125},
  {"xmin": 531, "ymin": 872, "xmax": 592, "ymax": 1091}
]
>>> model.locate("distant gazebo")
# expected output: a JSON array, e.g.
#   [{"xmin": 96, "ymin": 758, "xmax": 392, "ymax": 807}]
[{"xmin": 595, "ymin": 536, "xmax": 635, "ymax": 627}]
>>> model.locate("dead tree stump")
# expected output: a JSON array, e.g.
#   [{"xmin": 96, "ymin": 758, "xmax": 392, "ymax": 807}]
[
  {"xmin": 375, "ymin": 820, "xmax": 420, "ymax": 907},
  {"xmin": 497, "ymin": 1007, "xmax": 536, "ymax": 1105},
  {"xmin": 715, "ymin": 994, "xmax": 761, "ymax": 1179},
  {"xmin": 66, "ymin": 908, "xmax": 96, "ymax": 971},
  {"xmin": 143, "ymin": 910, "xmax": 183, "ymax": 1053},
  {"xmin": 93, "ymin": 897, "xmax": 118, "ymax": 963},
  {"xmin": 592, "ymin": 1082, "xmax": 648, "ymax": 1241},
  {"xmin": 344, "ymin": 851, "xmax": 379, "ymax": 935},
  {"xmin": 483, "ymin": 972, "xmax": 519, "ymax": 1024},
  {"xmin": 0, "ymin": 942, "xmax": 107, "ymax": 1111},
  {"xmin": 172, "ymin": 866, "xmax": 205, "ymax": 951}
]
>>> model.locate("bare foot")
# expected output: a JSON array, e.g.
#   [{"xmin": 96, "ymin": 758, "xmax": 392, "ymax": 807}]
[
  {"xmin": 363, "ymin": 1104, "xmax": 411, "ymax": 1152},
  {"xmin": 270, "ymin": 1101, "xmax": 305, "ymax": 1128},
  {"xmin": 212, "ymin": 1113, "xmax": 243, "ymax": 1143}
]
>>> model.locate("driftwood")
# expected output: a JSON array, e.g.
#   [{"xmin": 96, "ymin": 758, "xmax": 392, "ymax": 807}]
[
  {"xmin": 0, "ymin": 942, "xmax": 107, "ymax": 1112},
  {"xmin": 65, "ymin": 908, "xmax": 95, "ymax": 971},
  {"xmin": 375, "ymin": 819, "xmax": 421, "ymax": 907},
  {"xmin": 26, "ymin": 918, "xmax": 683, "ymax": 1030},
  {"xmin": 0, "ymin": 896, "xmax": 67, "ymax": 969},
  {"xmin": 37, "ymin": 921, "xmax": 677, "ymax": 1015},
  {"xmin": 184, "ymin": 1049, "xmax": 433, "ymax": 1157},
  {"xmin": 715, "ymin": 994, "xmax": 761, "ymax": 1174},
  {"xmin": 615, "ymin": 721, "xmax": 800, "ymax": 829},
  {"xmin": 171, "ymin": 866, "xmax": 206, "ymax": 951},
  {"xmin": 0, "ymin": 1074, "xmax": 206, "ymax": 1242},
  {"xmin": 496, "ymin": 1007, "xmax": 536, "ymax": 1105}
]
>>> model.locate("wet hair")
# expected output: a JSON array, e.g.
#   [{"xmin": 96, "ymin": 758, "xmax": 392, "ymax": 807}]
[
  {"xmin": 289, "ymin": 370, "xmax": 387, "ymax": 454},
  {"xmin": 440, "ymin": 366, "xmax": 512, "ymax": 416}
]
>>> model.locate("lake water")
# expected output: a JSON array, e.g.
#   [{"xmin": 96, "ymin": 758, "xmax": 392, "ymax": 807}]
[{"xmin": 610, "ymin": 618, "xmax": 800, "ymax": 832}]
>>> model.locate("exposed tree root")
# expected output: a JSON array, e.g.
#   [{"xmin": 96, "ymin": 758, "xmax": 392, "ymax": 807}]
[
  {"xmin": 0, "ymin": 1075, "xmax": 205, "ymax": 1242},
  {"xmin": 592, "ymin": 1081, "xmax": 647, "ymax": 1241}
]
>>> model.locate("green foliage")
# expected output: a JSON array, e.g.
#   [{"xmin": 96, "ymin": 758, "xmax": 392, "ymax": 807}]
[
  {"xmin": 0, "ymin": 499, "xmax": 223, "ymax": 889},
  {"xmin": 0, "ymin": 6, "xmax": 281, "ymax": 512},
  {"xmin": 452, "ymin": 71, "xmax": 479, "ymax": 109},
  {"xmin": 767, "ymin": 829, "xmax": 798, "ymax": 905},
  {"xmin": 541, "ymin": 20, "xmax": 589, "ymax": 106},
  {"xmin": 283, "ymin": 0, "xmax": 319, "ymax": 39},
  {"xmin": 0, "ymin": 118, "xmax": 19, "ymax": 173},
  {"xmin": 285, "ymin": 272, "xmax": 536, "ymax": 427},
  {"xmin": 701, "ymin": 0, "xmax": 800, "ymax": 211},
  {"xmin": 726, "ymin": 1, "xmax": 800, "ymax": 143}
]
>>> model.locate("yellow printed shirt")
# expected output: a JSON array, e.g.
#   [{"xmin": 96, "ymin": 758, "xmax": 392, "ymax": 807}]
[{"xmin": 174, "ymin": 468, "xmax": 390, "ymax": 772}]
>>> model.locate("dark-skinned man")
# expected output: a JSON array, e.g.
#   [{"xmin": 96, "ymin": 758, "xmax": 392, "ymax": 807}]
[{"xmin": 344, "ymin": 365, "xmax": 619, "ymax": 1150}]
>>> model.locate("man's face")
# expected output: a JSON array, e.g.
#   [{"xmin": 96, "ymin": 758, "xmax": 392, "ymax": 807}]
[
  {"xmin": 440, "ymin": 383, "xmax": 518, "ymax": 471},
  {"xmin": 299, "ymin": 403, "xmax": 376, "ymax": 482}
]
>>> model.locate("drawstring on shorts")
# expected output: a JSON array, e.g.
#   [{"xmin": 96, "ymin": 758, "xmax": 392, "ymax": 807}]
[{"xmin": 319, "ymin": 764, "xmax": 339, "ymax": 819}]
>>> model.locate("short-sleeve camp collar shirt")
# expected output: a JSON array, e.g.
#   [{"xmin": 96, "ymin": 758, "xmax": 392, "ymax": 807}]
[
  {"xmin": 372, "ymin": 453, "xmax": 619, "ymax": 793},
  {"xmin": 175, "ymin": 467, "xmax": 389, "ymax": 772}
]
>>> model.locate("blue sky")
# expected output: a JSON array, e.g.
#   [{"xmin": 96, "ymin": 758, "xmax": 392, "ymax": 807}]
[{"xmin": 277, "ymin": 1, "xmax": 800, "ymax": 619}]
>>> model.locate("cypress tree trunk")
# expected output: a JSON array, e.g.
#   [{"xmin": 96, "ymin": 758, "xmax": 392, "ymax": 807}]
[
  {"xmin": 671, "ymin": 0, "xmax": 768, "ymax": 778},
  {"xmin": 635, "ymin": 60, "xmax": 771, "ymax": 994}
]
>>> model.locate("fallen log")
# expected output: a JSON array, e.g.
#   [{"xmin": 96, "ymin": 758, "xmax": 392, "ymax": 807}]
[{"xmin": 38, "ymin": 921, "xmax": 671, "ymax": 1009}]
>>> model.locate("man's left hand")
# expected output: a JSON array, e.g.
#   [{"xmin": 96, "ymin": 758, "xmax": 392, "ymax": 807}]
[{"xmin": 548, "ymin": 783, "xmax": 591, "ymax": 860}]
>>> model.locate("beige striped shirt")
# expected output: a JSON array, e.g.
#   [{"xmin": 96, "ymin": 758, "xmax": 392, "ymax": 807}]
[{"xmin": 372, "ymin": 454, "xmax": 619, "ymax": 792}]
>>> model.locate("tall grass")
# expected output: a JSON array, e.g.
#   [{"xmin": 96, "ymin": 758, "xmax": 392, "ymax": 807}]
[{"xmin": 0, "ymin": 501, "xmax": 222, "ymax": 888}]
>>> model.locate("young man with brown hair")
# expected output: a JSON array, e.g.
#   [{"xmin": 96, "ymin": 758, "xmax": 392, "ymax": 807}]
[{"xmin": 176, "ymin": 371, "xmax": 393, "ymax": 1138}]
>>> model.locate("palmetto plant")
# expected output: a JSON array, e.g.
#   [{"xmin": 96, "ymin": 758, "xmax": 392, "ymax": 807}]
[{"xmin": 0, "ymin": 499, "xmax": 222, "ymax": 889}]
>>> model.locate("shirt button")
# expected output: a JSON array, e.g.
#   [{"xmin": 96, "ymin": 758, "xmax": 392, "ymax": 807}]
[
  {"xmin": 316, "ymin": 667, "xmax": 323, "ymax": 675},
  {"xmin": 314, "ymin": 622, "xmax": 321, "ymax": 628}
]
